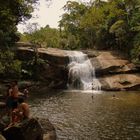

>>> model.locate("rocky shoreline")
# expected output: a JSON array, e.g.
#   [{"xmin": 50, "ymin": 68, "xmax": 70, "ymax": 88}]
[
  {"xmin": 0, "ymin": 80, "xmax": 57, "ymax": 140},
  {"xmin": 0, "ymin": 98, "xmax": 57, "ymax": 139},
  {"xmin": 0, "ymin": 113, "xmax": 56, "ymax": 140}
]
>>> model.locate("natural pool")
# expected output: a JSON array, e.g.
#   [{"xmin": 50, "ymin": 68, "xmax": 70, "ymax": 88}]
[{"xmin": 29, "ymin": 90, "xmax": 140, "ymax": 140}]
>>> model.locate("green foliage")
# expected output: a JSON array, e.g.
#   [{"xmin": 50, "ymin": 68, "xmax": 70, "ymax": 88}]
[
  {"xmin": 0, "ymin": 0, "xmax": 38, "ymax": 48},
  {"xmin": 20, "ymin": 26, "xmax": 61, "ymax": 48},
  {"xmin": 19, "ymin": 0, "xmax": 140, "ymax": 64},
  {"xmin": 0, "ymin": 50, "xmax": 22, "ymax": 78},
  {"xmin": 59, "ymin": 34, "xmax": 80, "ymax": 50},
  {"xmin": 58, "ymin": 0, "xmax": 140, "ymax": 62},
  {"xmin": 59, "ymin": 1, "xmax": 88, "ymax": 49},
  {"xmin": 21, "ymin": 56, "xmax": 46, "ymax": 80},
  {"xmin": 109, "ymin": 20, "xmax": 129, "ymax": 50},
  {"xmin": 131, "ymin": 46, "xmax": 140, "ymax": 64},
  {"xmin": 130, "ymin": 33, "xmax": 140, "ymax": 63}
]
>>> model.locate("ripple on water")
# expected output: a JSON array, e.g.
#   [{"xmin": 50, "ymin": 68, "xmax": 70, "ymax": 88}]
[{"xmin": 29, "ymin": 91, "xmax": 140, "ymax": 140}]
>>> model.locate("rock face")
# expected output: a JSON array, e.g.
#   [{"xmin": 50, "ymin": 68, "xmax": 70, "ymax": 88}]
[
  {"xmin": 16, "ymin": 47, "xmax": 69, "ymax": 65},
  {"xmin": 90, "ymin": 51, "xmax": 140, "ymax": 91},
  {"xmin": 99, "ymin": 74, "xmax": 140, "ymax": 91},
  {"xmin": 15, "ymin": 46, "xmax": 140, "ymax": 91},
  {"xmin": 90, "ymin": 51, "xmax": 139, "ymax": 75},
  {"xmin": 16, "ymin": 47, "xmax": 69, "ymax": 89}
]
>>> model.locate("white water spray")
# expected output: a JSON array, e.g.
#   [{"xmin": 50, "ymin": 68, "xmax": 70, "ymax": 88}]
[{"xmin": 67, "ymin": 51, "xmax": 101, "ymax": 90}]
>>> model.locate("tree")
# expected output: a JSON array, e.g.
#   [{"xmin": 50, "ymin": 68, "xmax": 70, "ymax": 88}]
[
  {"xmin": 20, "ymin": 25, "xmax": 61, "ymax": 48},
  {"xmin": 109, "ymin": 20, "xmax": 128, "ymax": 50},
  {"xmin": 59, "ymin": 1, "xmax": 87, "ymax": 49},
  {"xmin": 0, "ymin": 0, "xmax": 39, "ymax": 48},
  {"xmin": 0, "ymin": 0, "xmax": 40, "ymax": 79}
]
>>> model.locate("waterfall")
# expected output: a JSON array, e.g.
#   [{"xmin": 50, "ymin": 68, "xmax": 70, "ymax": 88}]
[{"xmin": 67, "ymin": 51, "xmax": 101, "ymax": 90}]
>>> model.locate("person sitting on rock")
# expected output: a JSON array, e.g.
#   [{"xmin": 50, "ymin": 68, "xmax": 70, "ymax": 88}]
[
  {"xmin": 18, "ymin": 98, "xmax": 30, "ymax": 120},
  {"xmin": 5, "ymin": 81, "xmax": 19, "ymax": 114},
  {"xmin": 11, "ymin": 80, "xmax": 19, "ymax": 101},
  {"xmin": 8, "ymin": 101, "xmax": 20, "ymax": 126},
  {"xmin": 5, "ymin": 84, "xmax": 13, "ymax": 110}
]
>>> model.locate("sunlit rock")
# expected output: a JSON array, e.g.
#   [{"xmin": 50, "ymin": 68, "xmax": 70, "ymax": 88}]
[{"xmin": 15, "ymin": 46, "xmax": 140, "ymax": 91}]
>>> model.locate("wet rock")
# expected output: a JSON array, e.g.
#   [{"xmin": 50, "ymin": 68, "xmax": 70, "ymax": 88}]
[
  {"xmin": 1, "ymin": 118, "xmax": 56, "ymax": 140},
  {"xmin": 39, "ymin": 118, "xmax": 56, "ymax": 140},
  {"xmin": 91, "ymin": 51, "xmax": 139, "ymax": 76},
  {"xmin": 99, "ymin": 74, "xmax": 140, "ymax": 91},
  {"xmin": 91, "ymin": 51, "xmax": 140, "ymax": 91},
  {"xmin": 2, "ymin": 118, "xmax": 43, "ymax": 140}
]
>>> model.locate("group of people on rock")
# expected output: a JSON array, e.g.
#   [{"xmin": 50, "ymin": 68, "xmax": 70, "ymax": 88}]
[{"xmin": 5, "ymin": 80, "xmax": 30, "ymax": 127}]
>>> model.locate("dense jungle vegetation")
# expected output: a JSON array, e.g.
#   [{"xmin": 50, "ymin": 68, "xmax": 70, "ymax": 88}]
[
  {"xmin": 0, "ymin": 0, "xmax": 39, "ymax": 79},
  {"xmin": 0, "ymin": 0, "xmax": 140, "ymax": 79},
  {"xmin": 20, "ymin": 0, "xmax": 140, "ymax": 62}
]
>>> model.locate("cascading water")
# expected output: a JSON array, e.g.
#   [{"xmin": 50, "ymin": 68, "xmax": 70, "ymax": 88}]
[{"xmin": 67, "ymin": 51, "xmax": 101, "ymax": 90}]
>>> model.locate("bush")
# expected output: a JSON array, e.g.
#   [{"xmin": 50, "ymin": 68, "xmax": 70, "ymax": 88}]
[
  {"xmin": 130, "ymin": 33, "xmax": 140, "ymax": 64},
  {"xmin": 0, "ymin": 50, "xmax": 22, "ymax": 79}
]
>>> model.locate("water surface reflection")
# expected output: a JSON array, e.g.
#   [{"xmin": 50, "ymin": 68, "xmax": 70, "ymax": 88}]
[{"xmin": 29, "ymin": 90, "xmax": 140, "ymax": 140}]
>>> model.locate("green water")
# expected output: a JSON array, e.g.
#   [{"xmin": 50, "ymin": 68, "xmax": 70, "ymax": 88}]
[{"xmin": 29, "ymin": 90, "xmax": 140, "ymax": 140}]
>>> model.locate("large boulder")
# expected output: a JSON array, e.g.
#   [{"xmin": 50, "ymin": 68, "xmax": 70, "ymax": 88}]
[
  {"xmin": 90, "ymin": 51, "xmax": 139, "ymax": 76},
  {"xmin": 2, "ymin": 118, "xmax": 43, "ymax": 140},
  {"xmin": 16, "ymin": 47, "xmax": 69, "ymax": 89},
  {"xmin": 90, "ymin": 51, "xmax": 140, "ymax": 91},
  {"xmin": 1, "ymin": 118, "xmax": 56, "ymax": 140},
  {"xmin": 16, "ymin": 47, "xmax": 69, "ymax": 66},
  {"xmin": 99, "ymin": 74, "xmax": 140, "ymax": 91},
  {"xmin": 37, "ymin": 63, "xmax": 68, "ymax": 89}
]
